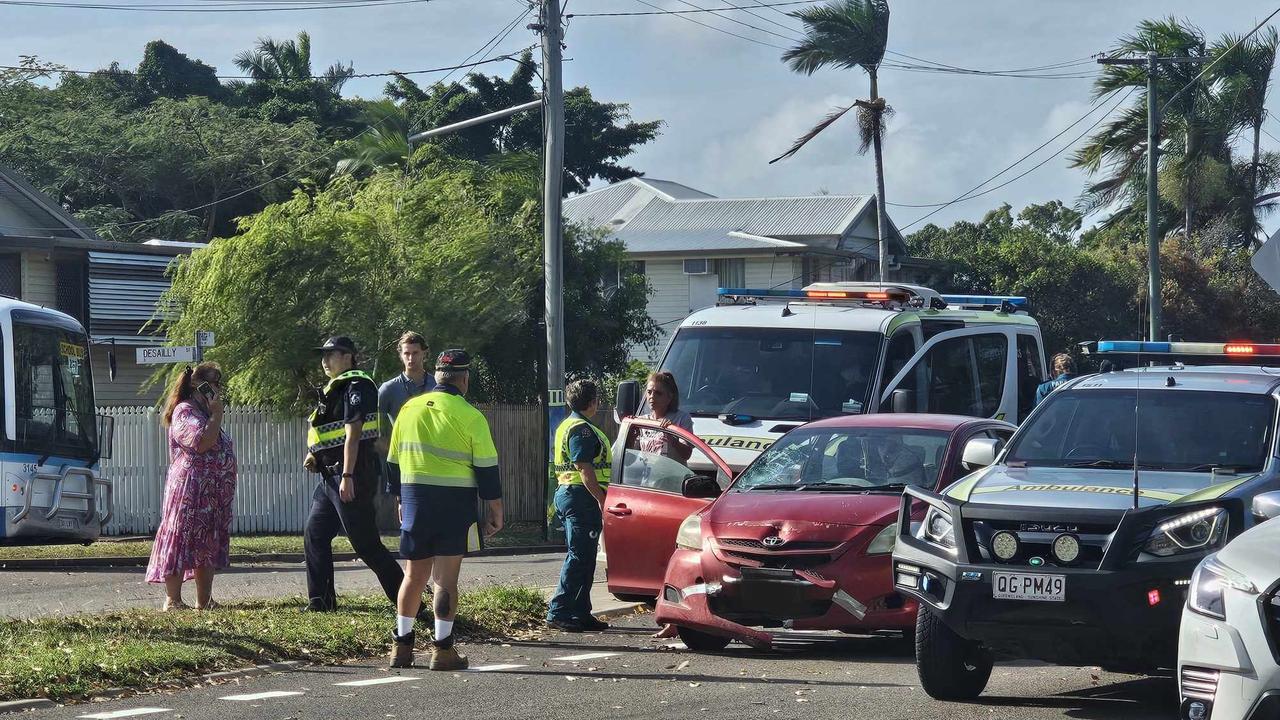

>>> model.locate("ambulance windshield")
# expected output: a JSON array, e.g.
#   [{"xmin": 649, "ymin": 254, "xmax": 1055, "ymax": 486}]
[{"xmin": 660, "ymin": 327, "xmax": 880, "ymax": 420}]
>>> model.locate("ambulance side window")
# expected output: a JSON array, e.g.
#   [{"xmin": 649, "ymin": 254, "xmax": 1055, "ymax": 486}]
[
  {"xmin": 880, "ymin": 331, "xmax": 917, "ymax": 396},
  {"xmin": 1016, "ymin": 334, "xmax": 1045, "ymax": 420}
]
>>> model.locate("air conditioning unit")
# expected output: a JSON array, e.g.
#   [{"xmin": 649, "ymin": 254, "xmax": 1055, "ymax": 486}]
[{"xmin": 683, "ymin": 258, "xmax": 710, "ymax": 275}]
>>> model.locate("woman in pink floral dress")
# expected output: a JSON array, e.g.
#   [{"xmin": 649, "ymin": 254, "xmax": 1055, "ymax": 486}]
[{"xmin": 145, "ymin": 362, "xmax": 237, "ymax": 611}]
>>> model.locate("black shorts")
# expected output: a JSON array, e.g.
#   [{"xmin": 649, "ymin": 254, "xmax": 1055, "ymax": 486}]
[{"xmin": 399, "ymin": 484, "xmax": 479, "ymax": 560}]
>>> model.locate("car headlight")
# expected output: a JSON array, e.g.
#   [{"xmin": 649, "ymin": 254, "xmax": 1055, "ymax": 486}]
[
  {"xmin": 675, "ymin": 513, "xmax": 704, "ymax": 551},
  {"xmin": 1143, "ymin": 507, "xmax": 1228, "ymax": 557},
  {"xmin": 917, "ymin": 506, "xmax": 956, "ymax": 551},
  {"xmin": 1188, "ymin": 554, "xmax": 1257, "ymax": 620},
  {"xmin": 867, "ymin": 523, "xmax": 897, "ymax": 555}
]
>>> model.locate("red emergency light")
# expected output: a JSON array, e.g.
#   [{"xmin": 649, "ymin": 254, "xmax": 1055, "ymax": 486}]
[{"xmin": 1147, "ymin": 588, "xmax": 1161, "ymax": 607}]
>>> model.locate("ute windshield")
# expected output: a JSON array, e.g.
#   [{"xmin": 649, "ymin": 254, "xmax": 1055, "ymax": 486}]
[
  {"xmin": 1007, "ymin": 388, "xmax": 1273, "ymax": 474},
  {"xmin": 12, "ymin": 311, "xmax": 99, "ymax": 460},
  {"xmin": 660, "ymin": 327, "xmax": 881, "ymax": 421},
  {"xmin": 732, "ymin": 427, "xmax": 950, "ymax": 492}
]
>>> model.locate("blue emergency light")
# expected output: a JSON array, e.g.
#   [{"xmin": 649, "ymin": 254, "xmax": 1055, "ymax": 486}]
[{"xmin": 1094, "ymin": 340, "xmax": 1280, "ymax": 356}]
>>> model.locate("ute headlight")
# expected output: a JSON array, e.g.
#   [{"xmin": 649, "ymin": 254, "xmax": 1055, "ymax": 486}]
[
  {"xmin": 990, "ymin": 531, "xmax": 1019, "ymax": 561},
  {"xmin": 867, "ymin": 523, "xmax": 897, "ymax": 555},
  {"xmin": 1188, "ymin": 554, "xmax": 1257, "ymax": 620},
  {"xmin": 1052, "ymin": 534, "xmax": 1081, "ymax": 565},
  {"xmin": 1144, "ymin": 507, "xmax": 1228, "ymax": 557},
  {"xmin": 675, "ymin": 513, "xmax": 704, "ymax": 551},
  {"xmin": 917, "ymin": 506, "xmax": 956, "ymax": 551}
]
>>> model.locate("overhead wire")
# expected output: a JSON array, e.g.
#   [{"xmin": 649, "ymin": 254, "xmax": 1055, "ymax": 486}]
[
  {"xmin": 0, "ymin": 0, "xmax": 435, "ymax": 11},
  {"xmin": 0, "ymin": 54, "xmax": 529, "ymax": 81},
  {"xmin": 1160, "ymin": 4, "xmax": 1280, "ymax": 114}
]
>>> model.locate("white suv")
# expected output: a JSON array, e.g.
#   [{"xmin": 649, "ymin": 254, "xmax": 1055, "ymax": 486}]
[{"xmin": 1178, "ymin": 491, "xmax": 1280, "ymax": 720}]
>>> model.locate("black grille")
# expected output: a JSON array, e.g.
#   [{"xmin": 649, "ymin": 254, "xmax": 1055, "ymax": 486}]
[
  {"xmin": 0, "ymin": 254, "xmax": 19, "ymax": 298},
  {"xmin": 1266, "ymin": 590, "xmax": 1280, "ymax": 661},
  {"xmin": 723, "ymin": 549, "xmax": 831, "ymax": 570},
  {"xmin": 718, "ymin": 538, "xmax": 836, "ymax": 551},
  {"xmin": 55, "ymin": 259, "xmax": 85, "ymax": 322},
  {"xmin": 970, "ymin": 519, "xmax": 1116, "ymax": 569}
]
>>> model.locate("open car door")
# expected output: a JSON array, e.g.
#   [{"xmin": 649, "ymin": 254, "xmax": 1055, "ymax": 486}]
[
  {"xmin": 879, "ymin": 326, "xmax": 1042, "ymax": 424},
  {"xmin": 603, "ymin": 418, "xmax": 734, "ymax": 600}
]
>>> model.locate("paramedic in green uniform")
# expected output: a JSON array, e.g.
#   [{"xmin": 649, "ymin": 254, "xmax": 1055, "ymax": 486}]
[
  {"xmin": 545, "ymin": 379, "xmax": 612, "ymax": 633},
  {"xmin": 387, "ymin": 349, "xmax": 503, "ymax": 670}
]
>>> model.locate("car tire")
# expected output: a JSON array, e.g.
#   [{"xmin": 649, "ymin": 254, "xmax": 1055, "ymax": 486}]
[
  {"xmin": 676, "ymin": 626, "xmax": 731, "ymax": 652},
  {"xmin": 915, "ymin": 607, "xmax": 992, "ymax": 701}
]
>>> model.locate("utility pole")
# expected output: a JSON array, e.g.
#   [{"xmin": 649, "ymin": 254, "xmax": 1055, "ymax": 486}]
[
  {"xmin": 1098, "ymin": 52, "xmax": 1207, "ymax": 342},
  {"xmin": 538, "ymin": 0, "xmax": 567, "ymax": 542}
]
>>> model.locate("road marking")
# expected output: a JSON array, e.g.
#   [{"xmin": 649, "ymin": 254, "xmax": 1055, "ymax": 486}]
[
  {"xmin": 78, "ymin": 710, "xmax": 172, "ymax": 719},
  {"xmin": 334, "ymin": 676, "xmax": 418, "ymax": 687},
  {"xmin": 219, "ymin": 691, "xmax": 304, "ymax": 701},
  {"xmin": 468, "ymin": 664, "xmax": 527, "ymax": 672},
  {"xmin": 553, "ymin": 652, "xmax": 619, "ymax": 661}
]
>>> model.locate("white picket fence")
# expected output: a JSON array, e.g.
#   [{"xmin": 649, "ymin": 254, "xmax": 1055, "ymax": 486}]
[{"xmin": 100, "ymin": 406, "xmax": 313, "ymax": 535}]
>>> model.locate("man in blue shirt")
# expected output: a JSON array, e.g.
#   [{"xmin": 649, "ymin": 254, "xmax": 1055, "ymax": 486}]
[
  {"xmin": 378, "ymin": 331, "xmax": 436, "ymax": 496},
  {"xmin": 1035, "ymin": 353, "xmax": 1077, "ymax": 407}
]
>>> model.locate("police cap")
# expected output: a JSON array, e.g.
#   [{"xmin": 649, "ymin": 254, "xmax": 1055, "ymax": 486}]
[{"xmin": 315, "ymin": 336, "xmax": 358, "ymax": 354}]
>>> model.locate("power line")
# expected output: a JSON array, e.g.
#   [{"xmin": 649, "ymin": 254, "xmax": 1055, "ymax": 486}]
[
  {"xmin": 568, "ymin": 1, "xmax": 816, "ymax": 17},
  {"xmin": 0, "ymin": 54, "xmax": 526, "ymax": 81},
  {"xmin": 1160, "ymin": 4, "xmax": 1280, "ymax": 114},
  {"xmin": 628, "ymin": 0, "xmax": 788, "ymax": 50},
  {"xmin": 898, "ymin": 86, "xmax": 1135, "ymax": 231},
  {"xmin": 666, "ymin": 0, "xmax": 802, "ymax": 44},
  {"xmin": 0, "ymin": 0, "xmax": 433, "ymax": 10}
]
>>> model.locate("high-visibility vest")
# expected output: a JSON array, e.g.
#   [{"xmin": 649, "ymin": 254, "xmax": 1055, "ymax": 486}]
[
  {"xmin": 388, "ymin": 388, "xmax": 498, "ymax": 489},
  {"xmin": 554, "ymin": 415, "xmax": 612, "ymax": 486},
  {"xmin": 307, "ymin": 370, "xmax": 380, "ymax": 454}
]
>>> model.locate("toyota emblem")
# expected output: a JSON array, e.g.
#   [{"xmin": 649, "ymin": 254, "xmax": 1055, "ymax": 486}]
[{"xmin": 761, "ymin": 536, "xmax": 785, "ymax": 548}]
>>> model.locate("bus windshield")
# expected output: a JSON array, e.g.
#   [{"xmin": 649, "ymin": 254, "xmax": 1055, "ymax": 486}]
[
  {"xmin": 660, "ymin": 327, "xmax": 882, "ymax": 421},
  {"xmin": 12, "ymin": 313, "xmax": 98, "ymax": 460}
]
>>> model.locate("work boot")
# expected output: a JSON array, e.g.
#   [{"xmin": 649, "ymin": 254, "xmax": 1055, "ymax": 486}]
[
  {"xmin": 389, "ymin": 631, "xmax": 415, "ymax": 669},
  {"xmin": 577, "ymin": 616, "xmax": 610, "ymax": 632},
  {"xmin": 429, "ymin": 643, "xmax": 468, "ymax": 671}
]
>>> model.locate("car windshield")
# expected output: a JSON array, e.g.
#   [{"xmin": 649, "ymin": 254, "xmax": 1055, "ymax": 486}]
[
  {"xmin": 732, "ymin": 427, "xmax": 950, "ymax": 492},
  {"xmin": 12, "ymin": 315, "xmax": 99, "ymax": 460},
  {"xmin": 660, "ymin": 327, "xmax": 882, "ymax": 420},
  {"xmin": 1007, "ymin": 388, "xmax": 1273, "ymax": 473}
]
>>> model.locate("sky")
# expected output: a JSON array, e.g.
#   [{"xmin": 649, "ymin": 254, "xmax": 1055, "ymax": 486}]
[{"xmin": 5, "ymin": 0, "xmax": 1280, "ymax": 237}]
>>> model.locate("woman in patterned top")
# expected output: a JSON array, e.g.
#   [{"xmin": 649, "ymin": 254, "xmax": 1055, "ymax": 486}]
[
  {"xmin": 145, "ymin": 362, "xmax": 237, "ymax": 611},
  {"xmin": 642, "ymin": 371, "xmax": 692, "ymax": 638}
]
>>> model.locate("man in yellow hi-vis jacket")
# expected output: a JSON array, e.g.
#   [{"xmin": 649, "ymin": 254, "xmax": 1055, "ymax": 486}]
[
  {"xmin": 303, "ymin": 336, "xmax": 404, "ymax": 613},
  {"xmin": 387, "ymin": 349, "xmax": 504, "ymax": 671}
]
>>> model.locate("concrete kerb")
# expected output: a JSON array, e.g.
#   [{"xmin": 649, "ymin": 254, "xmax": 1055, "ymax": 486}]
[
  {"xmin": 0, "ymin": 544, "xmax": 566, "ymax": 571},
  {"xmin": 0, "ymin": 699, "xmax": 57, "ymax": 714}
]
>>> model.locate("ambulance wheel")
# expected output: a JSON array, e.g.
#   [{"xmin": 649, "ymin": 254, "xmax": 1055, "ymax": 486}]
[
  {"xmin": 915, "ymin": 607, "xmax": 992, "ymax": 701},
  {"xmin": 677, "ymin": 626, "xmax": 731, "ymax": 652}
]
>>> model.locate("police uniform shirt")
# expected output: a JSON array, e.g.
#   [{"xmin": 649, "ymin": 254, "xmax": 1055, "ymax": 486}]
[
  {"xmin": 566, "ymin": 413, "xmax": 603, "ymax": 465},
  {"xmin": 316, "ymin": 375, "xmax": 380, "ymax": 478}
]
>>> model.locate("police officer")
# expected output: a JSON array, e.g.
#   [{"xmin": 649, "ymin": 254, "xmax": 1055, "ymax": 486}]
[
  {"xmin": 303, "ymin": 336, "xmax": 406, "ymax": 612},
  {"xmin": 545, "ymin": 379, "xmax": 611, "ymax": 633},
  {"xmin": 388, "ymin": 349, "xmax": 504, "ymax": 670}
]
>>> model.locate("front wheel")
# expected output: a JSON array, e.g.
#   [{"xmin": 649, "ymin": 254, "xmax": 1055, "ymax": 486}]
[
  {"xmin": 915, "ymin": 607, "xmax": 993, "ymax": 701},
  {"xmin": 676, "ymin": 626, "xmax": 731, "ymax": 652}
]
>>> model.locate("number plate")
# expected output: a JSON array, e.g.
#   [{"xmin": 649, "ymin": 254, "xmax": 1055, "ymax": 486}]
[{"xmin": 992, "ymin": 571, "xmax": 1066, "ymax": 602}]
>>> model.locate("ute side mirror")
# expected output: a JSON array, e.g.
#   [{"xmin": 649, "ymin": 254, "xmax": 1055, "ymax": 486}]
[
  {"xmin": 1252, "ymin": 491, "xmax": 1280, "ymax": 523},
  {"xmin": 962, "ymin": 437, "xmax": 1000, "ymax": 470},
  {"xmin": 615, "ymin": 380, "xmax": 640, "ymax": 422},
  {"xmin": 682, "ymin": 475, "xmax": 721, "ymax": 500},
  {"xmin": 891, "ymin": 388, "xmax": 915, "ymax": 414}
]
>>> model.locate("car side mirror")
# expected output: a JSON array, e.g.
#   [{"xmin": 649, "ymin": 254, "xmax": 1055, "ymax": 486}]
[
  {"xmin": 1252, "ymin": 490, "xmax": 1280, "ymax": 523},
  {"xmin": 962, "ymin": 437, "xmax": 1000, "ymax": 470},
  {"xmin": 615, "ymin": 380, "xmax": 640, "ymax": 422},
  {"xmin": 891, "ymin": 388, "xmax": 915, "ymax": 414},
  {"xmin": 682, "ymin": 475, "xmax": 721, "ymax": 500}
]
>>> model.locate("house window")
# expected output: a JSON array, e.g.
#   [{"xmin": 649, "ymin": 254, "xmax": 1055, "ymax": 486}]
[
  {"xmin": 603, "ymin": 260, "xmax": 645, "ymax": 291},
  {"xmin": 55, "ymin": 259, "xmax": 86, "ymax": 323},
  {"xmin": 0, "ymin": 254, "xmax": 20, "ymax": 298},
  {"xmin": 711, "ymin": 258, "xmax": 746, "ymax": 288}
]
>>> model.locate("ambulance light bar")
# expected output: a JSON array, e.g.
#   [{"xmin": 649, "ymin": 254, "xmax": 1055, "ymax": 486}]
[
  {"xmin": 1095, "ymin": 341, "xmax": 1280, "ymax": 356},
  {"xmin": 940, "ymin": 295, "xmax": 1029, "ymax": 311},
  {"xmin": 717, "ymin": 287, "xmax": 914, "ymax": 302}
]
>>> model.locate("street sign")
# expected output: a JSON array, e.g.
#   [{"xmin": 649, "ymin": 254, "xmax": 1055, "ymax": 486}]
[
  {"xmin": 137, "ymin": 346, "xmax": 197, "ymax": 365},
  {"xmin": 1252, "ymin": 227, "xmax": 1280, "ymax": 294},
  {"xmin": 196, "ymin": 331, "xmax": 216, "ymax": 348}
]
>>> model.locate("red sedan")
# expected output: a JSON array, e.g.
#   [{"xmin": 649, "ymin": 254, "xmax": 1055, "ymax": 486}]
[{"xmin": 602, "ymin": 414, "xmax": 1014, "ymax": 652}]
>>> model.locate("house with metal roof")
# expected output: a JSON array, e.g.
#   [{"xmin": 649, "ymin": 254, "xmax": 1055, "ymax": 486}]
[
  {"xmin": 0, "ymin": 165, "xmax": 199, "ymax": 405},
  {"xmin": 564, "ymin": 177, "xmax": 943, "ymax": 362}
]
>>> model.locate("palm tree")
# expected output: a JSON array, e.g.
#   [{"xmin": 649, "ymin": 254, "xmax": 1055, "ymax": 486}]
[
  {"xmin": 336, "ymin": 99, "xmax": 412, "ymax": 175},
  {"xmin": 233, "ymin": 31, "xmax": 354, "ymax": 93},
  {"xmin": 771, "ymin": 0, "xmax": 893, "ymax": 282},
  {"xmin": 1213, "ymin": 27, "xmax": 1279, "ymax": 243}
]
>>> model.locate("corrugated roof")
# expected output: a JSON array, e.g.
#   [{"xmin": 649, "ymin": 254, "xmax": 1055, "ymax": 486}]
[
  {"xmin": 564, "ymin": 182, "xmax": 643, "ymax": 227},
  {"xmin": 615, "ymin": 228, "xmax": 806, "ymax": 254},
  {"xmin": 623, "ymin": 195, "xmax": 870, "ymax": 237},
  {"xmin": 0, "ymin": 169, "xmax": 87, "ymax": 240},
  {"xmin": 87, "ymin": 251, "xmax": 176, "ymax": 341},
  {"xmin": 632, "ymin": 178, "xmax": 716, "ymax": 200}
]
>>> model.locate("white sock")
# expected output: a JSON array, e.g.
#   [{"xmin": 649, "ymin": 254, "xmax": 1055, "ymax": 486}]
[
  {"xmin": 435, "ymin": 618, "xmax": 453, "ymax": 642},
  {"xmin": 396, "ymin": 615, "xmax": 415, "ymax": 637}
]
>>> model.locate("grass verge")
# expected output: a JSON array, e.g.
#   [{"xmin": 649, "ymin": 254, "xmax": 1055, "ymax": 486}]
[
  {"xmin": 0, "ymin": 521, "xmax": 549, "ymax": 561},
  {"xmin": 0, "ymin": 587, "xmax": 546, "ymax": 702}
]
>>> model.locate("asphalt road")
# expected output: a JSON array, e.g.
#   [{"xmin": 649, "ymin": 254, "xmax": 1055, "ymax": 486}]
[
  {"xmin": 28, "ymin": 613, "xmax": 1178, "ymax": 720},
  {"xmin": 0, "ymin": 553, "xmax": 570, "ymax": 618}
]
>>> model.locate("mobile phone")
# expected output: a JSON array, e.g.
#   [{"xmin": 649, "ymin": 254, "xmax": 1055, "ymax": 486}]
[{"xmin": 197, "ymin": 381, "xmax": 215, "ymax": 400}]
